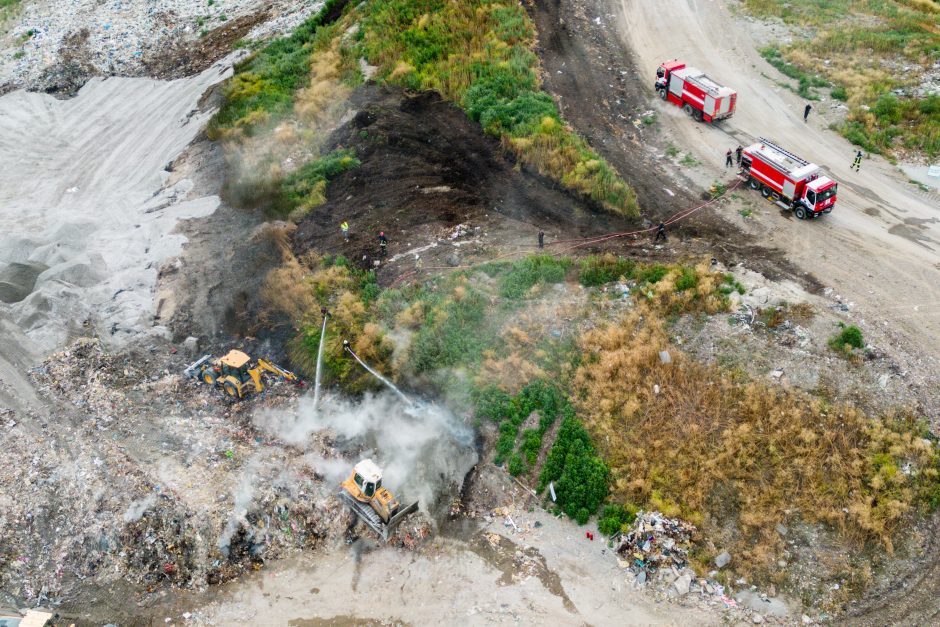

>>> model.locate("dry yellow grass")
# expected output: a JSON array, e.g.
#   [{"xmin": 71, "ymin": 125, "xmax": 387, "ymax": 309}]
[{"xmin": 574, "ymin": 302, "xmax": 939, "ymax": 582}]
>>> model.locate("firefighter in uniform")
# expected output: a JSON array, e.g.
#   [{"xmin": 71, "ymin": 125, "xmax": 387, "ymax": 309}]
[{"xmin": 852, "ymin": 150, "xmax": 862, "ymax": 172}]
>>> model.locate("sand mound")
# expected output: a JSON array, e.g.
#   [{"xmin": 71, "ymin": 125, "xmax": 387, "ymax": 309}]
[{"xmin": 0, "ymin": 61, "xmax": 231, "ymax": 354}]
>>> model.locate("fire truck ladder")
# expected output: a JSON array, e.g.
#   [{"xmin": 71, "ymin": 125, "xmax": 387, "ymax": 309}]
[
  {"xmin": 686, "ymin": 73, "xmax": 722, "ymax": 97},
  {"xmin": 757, "ymin": 137, "xmax": 809, "ymax": 173}
]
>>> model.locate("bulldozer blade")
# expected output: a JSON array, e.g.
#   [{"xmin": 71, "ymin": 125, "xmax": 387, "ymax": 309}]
[
  {"xmin": 387, "ymin": 501, "xmax": 419, "ymax": 534},
  {"xmin": 338, "ymin": 492, "xmax": 419, "ymax": 542}
]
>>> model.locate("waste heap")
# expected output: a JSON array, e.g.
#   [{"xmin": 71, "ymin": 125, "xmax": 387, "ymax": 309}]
[{"xmin": 614, "ymin": 511, "xmax": 696, "ymax": 581}]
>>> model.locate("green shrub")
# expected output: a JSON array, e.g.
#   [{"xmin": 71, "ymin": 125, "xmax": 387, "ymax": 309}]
[
  {"xmin": 579, "ymin": 255, "xmax": 635, "ymax": 287},
  {"xmin": 636, "ymin": 264, "xmax": 668, "ymax": 285},
  {"xmin": 539, "ymin": 416, "xmax": 608, "ymax": 523},
  {"xmin": 829, "ymin": 323, "xmax": 864, "ymax": 354},
  {"xmin": 508, "ymin": 453, "xmax": 525, "ymax": 477},
  {"xmin": 597, "ymin": 503, "xmax": 639, "ymax": 536},
  {"xmin": 831, "ymin": 84, "xmax": 848, "ymax": 101},
  {"xmin": 674, "ymin": 267, "xmax": 699, "ymax": 292}
]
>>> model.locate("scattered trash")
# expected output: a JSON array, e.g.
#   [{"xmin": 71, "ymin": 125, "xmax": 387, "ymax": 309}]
[{"xmin": 614, "ymin": 511, "xmax": 695, "ymax": 578}]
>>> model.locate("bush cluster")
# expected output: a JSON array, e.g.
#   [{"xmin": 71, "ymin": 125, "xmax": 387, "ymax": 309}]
[{"xmin": 538, "ymin": 416, "xmax": 609, "ymax": 524}]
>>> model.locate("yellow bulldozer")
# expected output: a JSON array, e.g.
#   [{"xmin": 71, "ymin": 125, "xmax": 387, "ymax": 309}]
[
  {"xmin": 339, "ymin": 459, "xmax": 419, "ymax": 541},
  {"xmin": 184, "ymin": 349, "xmax": 298, "ymax": 399}
]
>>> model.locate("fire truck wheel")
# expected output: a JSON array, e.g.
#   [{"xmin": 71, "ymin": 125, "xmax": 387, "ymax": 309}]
[
  {"xmin": 682, "ymin": 103, "xmax": 693, "ymax": 116},
  {"xmin": 749, "ymin": 178, "xmax": 760, "ymax": 190},
  {"xmin": 658, "ymin": 88, "xmax": 667, "ymax": 100},
  {"xmin": 794, "ymin": 207, "xmax": 807, "ymax": 220},
  {"xmin": 761, "ymin": 186, "xmax": 771, "ymax": 198}
]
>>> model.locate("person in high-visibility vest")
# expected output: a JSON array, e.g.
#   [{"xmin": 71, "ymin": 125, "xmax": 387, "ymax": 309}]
[
  {"xmin": 341, "ymin": 221, "xmax": 349, "ymax": 242},
  {"xmin": 851, "ymin": 150, "xmax": 862, "ymax": 172}
]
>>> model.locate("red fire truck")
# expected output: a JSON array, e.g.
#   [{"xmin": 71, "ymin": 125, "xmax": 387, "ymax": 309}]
[
  {"xmin": 655, "ymin": 60, "xmax": 736, "ymax": 122},
  {"xmin": 740, "ymin": 138, "xmax": 838, "ymax": 219}
]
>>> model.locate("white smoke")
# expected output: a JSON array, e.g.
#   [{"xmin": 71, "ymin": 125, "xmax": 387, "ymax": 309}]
[
  {"xmin": 122, "ymin": 494, "xmax": 156, "ymax": 523},
  {"xmin": 218, "ymin": 456, "xmax": 260, "ymax": 555},
  {"xmin": 254, "ymin": 392, "xmax": 478, "ymax": 519}
]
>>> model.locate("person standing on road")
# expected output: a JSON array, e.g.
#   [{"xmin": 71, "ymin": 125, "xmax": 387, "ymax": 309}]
[
  {"xmin": 725, "ymin": 148, "xmax": 733, "ymax": 168},
  {"xmin": 803, "ymin": 103, "xmax": 812, "ymax": 121},
  {"xmin": 538, "ymin": 228, "xmax": 545, "ymax": 249},
  {"xmin": 735, "ymin": 145, "xmax": 743, "ymax": 166},
  {"xmin": 341, "ymin": 221, "xmax": 349, "ymax": 242},
  {"xmin": 852, "ymin": 150, "xmax": 863, "ymax": 172},
  {"xmin": 654, "ymin": 222, "xmax": 667, "ymax": 242},
  {"xmin": 377, "ymin": 231, "xmax": 388, "ymax": 256}
]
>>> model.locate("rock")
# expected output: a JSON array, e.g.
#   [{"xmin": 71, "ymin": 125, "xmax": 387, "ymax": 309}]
[
  {"xmin": 715, "ymin": 551, "xmax": 731, "ymax": 568},
  {"xmin": 753, "ymin": 614, "xmax": 764, "ymax": 624},
  {"xmin": 636, "ymin": 570, "xmax": 647, "ymax": 585},
  {"xmin": 770, "ymin": 369, "xmax": 784, "ymax": 379},
  {"xmin": 659, "ymin": 350, "xmax": 672, "ymax": 364},
  {"xmin": 736, "ymin": 590, "xmax": 791, "ymax": 618},
  {"xmin": 673, "ymin": 572, "xmax": 692, "ymax": 596},
  {"xmin": 878, "ymin": 373, "xmax": 889, "ymax": 390},
  {"xmin": 183, "ymin": 336, "xmax": 199, "ymax": 356},
  {"xmin": 446, "ymin": 253, "xmax": 461, "ymax": 267},
  {"xmin": 775, "ymin": 523, "xmax": 788, "ymax": 537},
  {"xmin": 801, "ymin": 615, "xmax": 813, "ymax": 624}
]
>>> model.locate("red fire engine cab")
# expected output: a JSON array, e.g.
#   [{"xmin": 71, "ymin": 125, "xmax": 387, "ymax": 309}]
[
  {"xmin": 655, "ymin": 60, "xmax": 736, "ymax": 123},
  {"xmin": 740, "ymin": 138, "xmax": 838, "ymax": 219}
]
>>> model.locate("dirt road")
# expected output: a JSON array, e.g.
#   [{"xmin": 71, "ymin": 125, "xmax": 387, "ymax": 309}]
[
  {"xmin": 190, "ymin": 474, "xmax": 719, "ymax": 626},
  {"xmin": 614, "ymin": 0, "xmax": 940, "ymax": 622},
  {"xmin": 617, "ymin": 0, "xmax": 940, "ymax": 370}
]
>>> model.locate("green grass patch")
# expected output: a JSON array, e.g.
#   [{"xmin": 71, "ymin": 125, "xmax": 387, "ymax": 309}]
[
  {"xmin": 208, "ymin": 0, "xmax": 350, "ymax": 137},
  {"xmin": 760, "ymin": 46, "xmax": 829, "ymax": 99},
  {"xmin": 409, "ymin": 284, "xmax": 490, "ymax": 374},
  {"xmin": 499, "ymin": 255, "xmax": 572, "ymax": 299},
  {"xmin": 280, "ymin": 148, "xmax": 361, "ymax": 217},
  {"xmin": 744, "ymin": 1, "xmax": 940, "ymax": 158},
  {"xmin": 674, "ymin": 267, "xmax": 699, "ymax": 292},
  {"xmin": 680, "ymin": 152, "xmax": 700, "ymax": 167},
  {"xmin": 579, "ymin": 254, "xmax": 636, "ymax": 287}
]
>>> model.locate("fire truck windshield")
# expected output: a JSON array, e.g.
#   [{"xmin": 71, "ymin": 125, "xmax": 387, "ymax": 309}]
[{"xmin": 817, "ymin": 185, "xmax": 837, "ymax": 201}]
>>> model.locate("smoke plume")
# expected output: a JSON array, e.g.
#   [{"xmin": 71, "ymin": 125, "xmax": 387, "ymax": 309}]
[{"xmin": 255, "ymin": 392, "xmax": 478, "ymax": 520}]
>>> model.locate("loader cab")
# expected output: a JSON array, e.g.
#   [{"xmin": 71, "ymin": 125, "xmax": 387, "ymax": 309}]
[{"xmin": 219, "ymin": 350, "xmax": 252, "ymax": 383}]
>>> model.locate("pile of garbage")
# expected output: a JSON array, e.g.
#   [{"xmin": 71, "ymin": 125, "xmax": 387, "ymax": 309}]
[{"xmin": 614, "ymin": 510, "xmax": 695, "ymax": 581}]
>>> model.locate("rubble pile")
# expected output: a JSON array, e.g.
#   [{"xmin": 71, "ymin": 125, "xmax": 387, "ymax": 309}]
[
  {"xmin": 0, "ymin": 336, "xmax": 354, "ymax": 608},
  {"xmin": 0, "ymin": 0, "xmax": 326, "ymax": 92},
  {"xmin": 615, "ymin": 510, "xmax": 695, "ymax": 579}
]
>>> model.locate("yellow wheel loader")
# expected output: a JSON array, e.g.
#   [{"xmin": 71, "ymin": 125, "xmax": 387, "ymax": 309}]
[
  {"xmin": 184, "ymin": 350, "xmax": 298, "ymax": 399},
  {"xmin": 339, "ymin": 459, "xmax": 419, "ymax": 541}
]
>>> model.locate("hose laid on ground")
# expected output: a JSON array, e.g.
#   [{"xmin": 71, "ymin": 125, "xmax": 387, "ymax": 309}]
[{"xmin": 388, "ymin": 177, "xmax": 743, "ymax": 287}]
